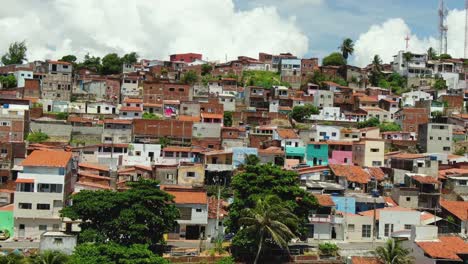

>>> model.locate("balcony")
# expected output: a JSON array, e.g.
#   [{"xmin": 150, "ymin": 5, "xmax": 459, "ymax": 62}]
[
  {"xmin": 308, "ymin": 214, "xmax": 343, "ymax": 224},
  {"xmin": 205, "ymin": 164, "xmax": 233, "ymax": 171}
]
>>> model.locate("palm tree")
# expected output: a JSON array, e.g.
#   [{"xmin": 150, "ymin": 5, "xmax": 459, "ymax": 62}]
[
  {"xmin": 27, "ymin": 251, "xmax": 69, "ymax": 264},
  {"xmin": 0, "ymin": 252, "xmax": 25, "ymax": 264},
  {"xmin": 339, "ymin": 38, "xmax": 354, "ymax": 60},
  {"xmin": 369, "ymin": 55, "xmax": 383, "ymax": 86},
  {"xmin": 427, "ymin": 47, "xmax": 437, "ymax": 60},
  {"xmin": 374, "ymin": 238, "xmax": 414, "ymax": 264},
  {"xmin": 239, "ymin": 195, "xmax": 298, "ymax": 264}
]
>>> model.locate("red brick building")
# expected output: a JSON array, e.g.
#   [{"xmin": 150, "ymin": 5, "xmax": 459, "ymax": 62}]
[
  {"xmin": 133, "ymin": 119, "xmax": 193, "ymax": 144},
  {"xmin": 169, "ymin": 53, "xmax": 202, "ymax": 63},
  {"xmin": 394, "ymin": 108, "xmax": 429, "ymax": 133},
  {"xmin": 142, "ymin": 82, "xmax": 191, "ymax": 104}
]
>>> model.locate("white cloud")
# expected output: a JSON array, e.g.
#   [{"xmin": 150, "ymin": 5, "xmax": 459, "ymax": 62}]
[
  {"xmin": 0, "ymin": 0, "xmax": 309, "ymax": 62},
  {"xmin": 353, "ymin": 9, "xmax": 465, "ymax": 67}
]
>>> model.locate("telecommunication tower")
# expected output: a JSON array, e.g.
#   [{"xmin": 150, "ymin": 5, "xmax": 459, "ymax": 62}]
[{"xmin": 438, "ymin": 0, "xmax": 448, "ymax": 55}]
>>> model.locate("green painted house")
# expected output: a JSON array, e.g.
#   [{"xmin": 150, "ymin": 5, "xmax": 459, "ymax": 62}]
[
  {"xmin": 306, "ymin": 143, "xmax": 329, "ymax": 166},
  {"xmin": 0, "ymin": 205, "xmax": 14, "ymax": 238},
  {"xmin": 285, "ymin": 146, "xmax": 305, "ymax": 161}
]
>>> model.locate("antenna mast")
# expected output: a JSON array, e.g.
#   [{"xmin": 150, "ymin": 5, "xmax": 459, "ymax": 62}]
[
  {"xmin": 438, "ymin": 0, "xmax": 448, "ymax": 55},
  {"xmin": 404, "ymin": 34, "xmax": 410, "ymax": 51}
]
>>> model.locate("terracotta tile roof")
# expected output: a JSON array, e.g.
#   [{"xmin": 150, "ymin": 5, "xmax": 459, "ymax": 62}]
[
  {"xmin": 78, "ymin": 172, "xmax": 111, "ymax": 181},
  {"xmin": 178, "ymin": 115, "xmax": 201, "ymax": 122},
  {"xmin": 313, "ymin": 194, "xmax": 335, "ymax": 207},
  {"xmin": 360, "ymin": 107, "xmax": 387, "ymax": 112},
  {"xmin": 208, "ymin": 196, "xmax": 228, "ymax": 219},
  {"xmin": 163, "ymin": 146, "xmax": 204, "ymax": 153},
  {"xmin": 358, "ymin": 96, "xmax": 378, "ymax": 102},
  {"xmin": 21, "ymin": 150, "xmax": 72, "ymax": 168},
  {"xmin": 134, "ymin": 165, "xmax": 153, "ymax": 171},
  {"xmin": 163, "ymin": 100, "xmax": 180, "ymax": 105},
  {"xmin": 329, "ymin": 164, "xmax": 370, "ymax": 184},
  {"xmin": 123, "ymin": 98, "xmax": 143, "ymax": 103},
  {"xmin": 439, "ymin": 168, "xmax": 468, "ymax": 179},
  {"xmin": 258, "ymin": 146, "xmax": 284, "ymax": 155},
  {"xmin": 201, "ymin": 113, "xmax": 223, "ymax": 119},
  {"xmin": 367, "ymin": 167, "xmax": 385, "ymax": 181},
  {"xmin": 440, "ymin": 200, "xmax": 468, "ymax": 220},
  {"xmin": 104, "ymin": 119, "xmax": 133, "ymax": 124},
  {"xmin": 417, "ymin": 236, "xmax": 468, "ymax": 261},
  {"xmin": 162, "ymin": 186, "xmax": 207, "ymax": 204},
  {"xmin": 412, "ymin": 175, "xmax": 439, "ymax": 184},
  {"xmin": 359, "ymin": 206, "xmax": 416, "ymax": 220},
  {"xmin": 76, "ymin": 181, "xmax": 112, "ymax": 190},
  {"xmin": 390, "ymin": 153, "xmax": 425, "ymax": 159},
  {"xmin": 120, "ymin": 106, "xmax": 143, "ymax": 112},
  {"xmin": 68, "ymin": 116, "xmax": 96, "ymax": 123},
  {"xmin": 351, "ymin": 256, "xmax": 382, "ymax": 264},
  {"xmin": 15, "ymin": 178, "xmax": 34, "ymax": 183},
  {"xmin": 143, "ymin": 103, "xmax": 163, "ymax": 108},
  {"xmin": 0, "ymin": 204, "xmax": 14, "ymax": 211},
  {"xmin": 277, "ymin": 128, "xmax": 299, "ymax": 139},
  {"xmin": 384, "ymin": 196, "xmax": 397, "ymax": 207},
  {"xmin": 79, "ymin": 163, "xmax": 109, "ymax": 172}
]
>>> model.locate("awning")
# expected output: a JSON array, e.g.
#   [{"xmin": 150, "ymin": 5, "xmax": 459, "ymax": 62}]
[{"xmin": 15, "ymin": 178, "xmax": 34, "ymax": 183}]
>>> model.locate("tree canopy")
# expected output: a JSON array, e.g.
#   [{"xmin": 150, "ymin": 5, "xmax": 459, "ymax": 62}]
[
  {"xmin": 357, "ymin": 117, "xmax": 380, "ymax": 129},
  {"xmin": 242, "ymin": 70, "xmax": 289, "ymax": 88},
  {"xmin": 121, "ymin": 52, "xmax": 139, "ymax": 65},
  {"xmin": 339, "ymin": 38, "xmax": 354, "ymax": 60},
  {"xmin": 223, "ymin": 111, "xmax": 233, "ymax": 127},
  {"xmin": 27, "ymin": 131, "xmax": 49, "ymax": 143},
  {"xmin": 182, "ymin": 70, "xmax": 199, "ymax": 85},
  {"xmin": 101, "ymin": 53, "xmax": 123, "ymax": 75},
  {"xmin": 60, "ymin": 179, "xmax": 179, "ymax": 250},
  {"xmin": 1, "ymin": 41, "xmax": 27, "ymax": 65},
  {"xmin": 201, "ymin": 63, "xmax": 213, "ymax": 76},
  {"xmin": 291, "ymin": 104, "xmax": 319, "ymax": 123},
  {"xmin": 322, "ymin": 52, "xmax": 346, "ymax": 66},
  {"xmin": 374, "ymin": 238, "xmax": 414, "ymax": 264},
  {"xmin": 60, "ymin": 55, "xmax": 78, "ymax": 64},
  {"xmin": 433, "ymin": 76, "xmax": 447, "ymax": 90},
  {"xmin": 0, "ymin": 75, "xmax": 17, "ymax": 88},
  {"xmin": 306, "ymin": 70, "xmax": 347, "ymax": 88},
  {"xmin": 68, "ymin": 243, "xmax": 169, "ymax": 264},
  {"xmin": 142, "ymin": 112, "xmax": 162, "ymax": 120}
]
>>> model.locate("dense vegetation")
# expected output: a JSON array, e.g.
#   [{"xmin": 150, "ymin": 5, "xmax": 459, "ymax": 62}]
[
  {"xmin": 242, "ymin": 70, "xmax": 290, "ymax": 88},
  {"xmin": 291, "ymin": 104, "xmax": 319, "ymax": 123}
]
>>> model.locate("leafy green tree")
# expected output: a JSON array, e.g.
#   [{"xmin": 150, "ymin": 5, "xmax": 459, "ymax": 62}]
[
  {"xmin": 27, "ymin": 131, "xmax": 49, "ymax": 143},
  {"xmin": 101, "ymin": 53, "xmax": 122, "ymax": 75},
  {"xmin": 242, "ymin": 70, "xmax": 289, "ymax": 88},
  {"xmin": 216, "ymin": 256, "xmax": 236, "ymax": 264},
  {"xmin": 201, "ymin": 64, "xmax": 213, "ymax": 76},
  {"xmin": 357, "ymin": 117, "xmax": 380, "ymax": 128},
  {"xmin": 239, "ymin": 195, "xmax": 298, "ymax": 264},
  {"xmin": 379, "ymin": 122, "xmax": 401, "ymax": 132},
  {"xmin": 374, "ymin": 238, "xmax": 414, "ymax": 264},
  {"xmin": 431, "ymin": 111, "xmax": 444, "ymax": 123},
  {"xmin": 182, "ymin": 70, "xmax": 198, "ymax": 85},
  {"xmin": 142, "ymin": 112, "xmax": 162, "ymax": 120},
  {"xmin": 61, "ymin": 180, "xmax": 179, "ymax": 250},
  {"xmin": 318, "ymin": 242, "xmax": 339, "ymax": 256},
  {"xmin": 59, "ymin": 55, "xmax": 77, "ymax": 64},
  {"xmin": 291, "ymin": 104, "xmax": 319, "ymax": 122},
  {"xmin": 0, "ymin": 75, "xmax": 17, "ymax": 88},
  {"xmin": 244, "ymin": 154, "xmax": 260, "ymax": 166},
  {"xmin": 77, "ymin": 53, "xmax": 101, "ymax": 72},
  {"xmin": 223, "ymin": 111, "xmax": 233, "ymax": 127},
  {"xmin": 433, "ymin": 77, "xmax": 447, "ymax": 90},
  {"xmin": 439, "ymin": 53, "xmax": 452, "ymax": 60},
  {"xmin": 307, "ymin": 70, "xmax": 347, "ymax": 87},
  {"xmin": 0, "ymin": 252, "xmax": 24, "ymax": 264},
  {"xmin": 227, "ymin": 163, "xmax": 317, "ymax": 236},
  {"xmin": 403, "ymin": 52, "xmax": 412, "ymax": 69},
  {"xmin": 68, "ymin": 243, "xmax": 169, "ymax": 264},
  {"xmin": 322, "ymin": 52, "xmax": 346, "ymax": 66},
  {"xmin": 1, "ymin": 41, "xmax": 27, "ymax": 65},
  {"xmin": 427, "ymin": 47, "xmax": 437, "ymax": 60},
  {"xmin": 28, "ymin": 250, "xmax": 69, "ymax": 264},
  {"xmin": 159, "ymin": 137, "xmax": 171, "ymax": 148},
  {"xmin": 369, "ymin": 55, "xmax": 384, "ymax": 86},
  {"xmin": 55, "ymin": 112, "xmax": 69, "ymax": 120},
  {"xmin": 339, "ymin": 38, "xmax": 354, "ymax": 60},
  {"xmin": 121, "ymin": 52, "xmax": 139, "ymax": 65}
]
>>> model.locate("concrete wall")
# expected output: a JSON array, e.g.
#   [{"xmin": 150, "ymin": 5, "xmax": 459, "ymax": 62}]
[
  {"xmin": 15, "ymin": 218, "xmax": 61, "ymax": 239},
  {"xmin": 346, "ymin": 215, "xmax": 374, "ymax": 242},
  {"xmin": 192, "ymin": 123, "xmax": 221, "ymax": 138},
  {"xmin": 379, "ymin": 210, "xmax": 420, "ymax": 239},
  {"xmin": 177, "ymin": 164, "xmax": 205, "ymax": 186},
  {"xmin": 30, "ymin": 122, "xmax": 72, "ymax": 140},
  {"xmin": 176, "ymin": 204, "xmax": 208, "ymax": 225},
  {"xmin": 40, "ymin": 233, "xmax": 77, "ymax": 255}
]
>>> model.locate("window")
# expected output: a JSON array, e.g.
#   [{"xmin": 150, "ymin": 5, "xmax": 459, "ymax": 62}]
[
  {"xmin": 19, "ymin": 203, "xmax": 32, "ymax": 209},
  {"xmin": 180, "ymin": 152, "xmax": 189, "ymax": 158},
  {"xmin": 430, "ymin": 136, "xmax": 433, "ymax": 140},
  {"xmin": 37, "ymin": 203, "xmax": 50, "ymax": 210},
  {"xmin": 384, "ymin": 224, "xmax": 394, "ymax": 237},
  {"xmin": 331, "ymin": 132, "xmax": 337, "ymax": 137},
  {"xmin": 53, "ymin": 238, "xmax": 63, "ymax": 244},
  {"xmin": 39, "ymin": 225, "xmax": 47, "ymax": 231},
  {"xmin": 362, "ymin": 224, "xmax": 371, "ymax": 238},
  {"xmin": 406, "ymin": 197, "xmax": 411, "ymax": 202},
  {"xmin": 370, "ymin": 148, "xmax": 379, "ymax": 152},
  {"xmin": 314, "ymin": 145, "xmax": 321, "ymax": 149},
  {"xmin": 404, "ymin": 225, "xmax": 412, "ymax": 230},
  {"xmin": 169, "ymin": 88, "xmax": 175, "ymax": 92},
  {"xmin": 18, "ymin": 183, "xmax": 34, "ymax": 192},
  {"xmin": 52, "ymin": 224, "xmax": 60, "ymax": 230},
  {"xmin": 178, "ymin": 88, "xmax": 185, "ymax": 92},
  {"xmin": 186, "ymin": 172, "xmax": 195, "ymax": 177},
  {"xmin": 0, "ymin": 149, "xmax": 7, "ymax": 154},
  {"xmin": 196, "ymin": 208, "xmax": 202, "ymax": 212},
  {"xmin": 135, "ymin": 113, "xmax": 139, "ymax": 116},
  {"xmin": 166, "ymin": 174, "xmax": 174, "ymax": 180},
  {"xmin": 372, "ymin": 161, "xmax": 382, "ymax": 166},
  {"xmin": 446, "ymin": 137, "xmax": 450, "ymax": 141},
  {"xmin": 348, "ymin": 224, "xmax": 355, "ymax": 232},
  {"xmin": 443, "ymin": 147, "xmax": 451, "ymax": 151},
  {"xmin": 38, "ymin": 183, "xmax": 62, "ymax": 193},
  {"xmin": 165, "ymin": 151, "xmax": 174, "ymax": 157},
  {"xmin": 135, "ymin": 151, "xmax": 141, "ymax": 156},
  {"xmin": 438, "ymin": 137, "xmax": 442, "ymax": 140},
  {"xmin": 178, "ymin": 207, "xmax": 192, "ymax": 220},
  {"xmin": 459, "ymin": 180, "xmax": 467, "ymax": 186}
]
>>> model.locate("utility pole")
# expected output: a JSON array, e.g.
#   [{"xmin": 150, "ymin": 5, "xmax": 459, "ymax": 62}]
[
  {"xmin": 372, "ymin": 198, "xmax": 377, "ymax": 250},
  {"xmin": 215, "ymin": 175, "xmax": 222, "ymax": 240}
]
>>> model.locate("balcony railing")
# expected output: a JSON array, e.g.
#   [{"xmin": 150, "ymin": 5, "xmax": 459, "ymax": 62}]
[{"xmin": 308, "ymin": 214, "xmax": 343, "ymax": 224}]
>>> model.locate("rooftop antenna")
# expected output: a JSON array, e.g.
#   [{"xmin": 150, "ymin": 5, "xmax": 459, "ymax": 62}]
[
  {"xmin": 404, "ymin": 34, "xmax": 410, "ymax": 51},
  {"xmin": 438, "ymin": 0, "xmax": 449, "ymax": 55}
]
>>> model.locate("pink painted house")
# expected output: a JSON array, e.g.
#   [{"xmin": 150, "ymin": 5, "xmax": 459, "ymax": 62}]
[{"xmin": 328, "ymin": 141, "xmax": 353, "ymax": 165}]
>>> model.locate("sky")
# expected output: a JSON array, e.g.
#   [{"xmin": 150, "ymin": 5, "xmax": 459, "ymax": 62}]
[{"xmin": 0, "ymin": 0, "xmax": 465, "ymax": 67}]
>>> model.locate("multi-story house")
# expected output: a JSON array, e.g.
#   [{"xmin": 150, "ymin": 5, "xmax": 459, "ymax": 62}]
[
  {"xmin": 143, "ymin": 82, "xmax": 191, "ymax": 104},
  {"xmin": 418, "ymin": 123, "xmax": 453, "ymax": 154},
  {"xmin": 121, "ymin": 74, "xmax": 140, "ymax": 98},
  {"xmin": 102, "ymin": 119, "xmax": 133, "ymax": 144},
  {"xmin": 392, "ymin": 51, "xmax": 429, "ymax": 77},
  {"xmin": 119, "ymin": 98, "xmax": 143, "ymax": 119},
  {"xmin": 133, "ymin": 119, "xmax": 193, "ymax": 144},
  {"xmin": 0, "ymin": 105, "xmax": 29, "ymax": 142},
  {"xmin": 352, "ymin": 139, "xmax": 385, "ymax": 167},
  {"xmin": 394, "ymin": 108, "xmax": 429, "ymax": 133},
  {"xmin": 401, "ymin": 91, "xmax": 432, "ymax": 107},
  {"xmin": 14, "ymin": 150, "xmax": 73, "ymax": 239},
  {"xmin": 279, "ymin": 58, "xmax": 301, "ymax": 88},
  {"xmin": 41, "ymin": 61, "xmax": 73, "ymax": 101},
  {"xmin": 163, "ymin": 186, "xmax": 208, "ymax": 240}
]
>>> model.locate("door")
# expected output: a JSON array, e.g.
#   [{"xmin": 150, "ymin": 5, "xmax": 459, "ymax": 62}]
[
  {"xmin": 186, "ymin": 225, "xmax": 200, "ymax": 240},
  {"xmin": 18, "ymin": 224, "xmax": 25, "ymax": 238},
  {"xmin": 308, "ymin": 225, "xmax": 314, "ymax": 238},
  {"xmin": 97, "ymin": 106, "xmax": 101, "ymax": 114},
  {"xmin": 112, "ymin": 107, "xmax": 116, "ymax": 114},
  {"xmin": 47, "ymin": 105, "xmax": 52, "ymax": 112},
  {"xmin": 331, "ymin": 227, "xmax": 337, "ymax": 239},
  {"xmin": 148, "ymin": 152, "xmax": 154, "ymax": 162}
]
